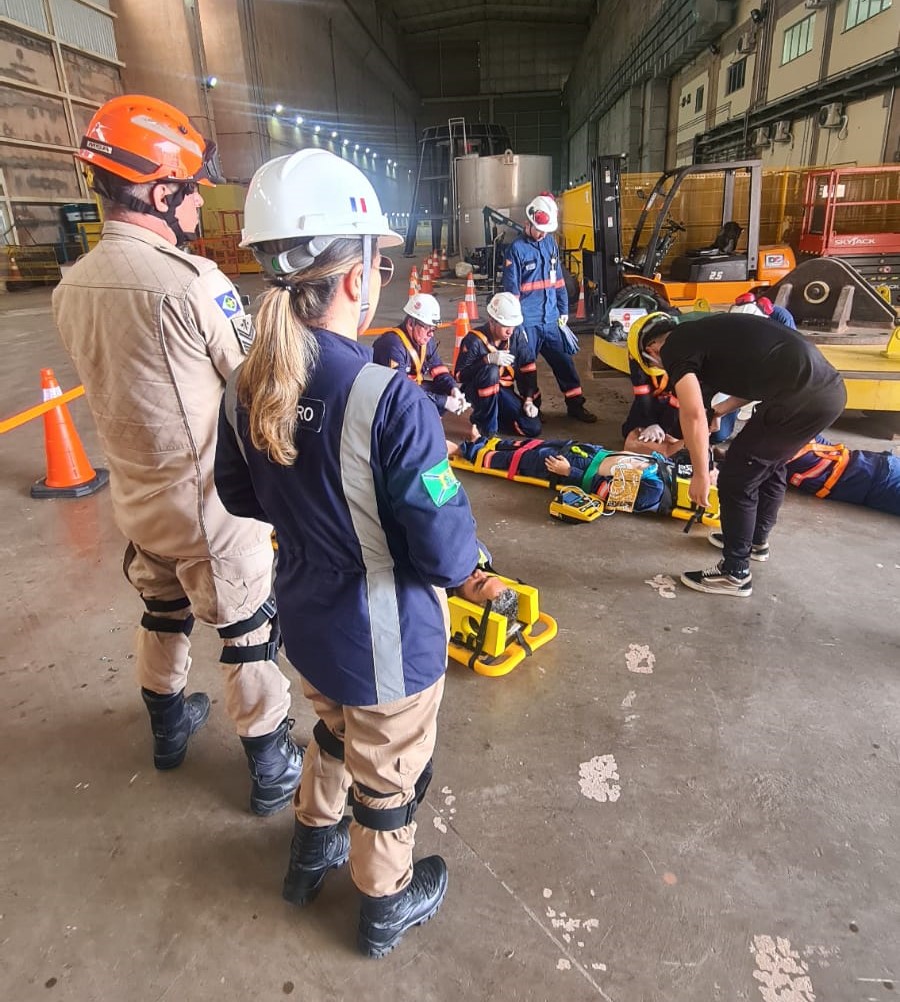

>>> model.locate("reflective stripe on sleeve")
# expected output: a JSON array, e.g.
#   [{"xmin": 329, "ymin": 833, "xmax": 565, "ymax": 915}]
[{"xmin": 339, "ymin": 364, "xmax": 406, "ymax": 703}]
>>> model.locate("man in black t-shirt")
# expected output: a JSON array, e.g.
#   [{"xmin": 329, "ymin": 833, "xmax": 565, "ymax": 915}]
[{"xmin": 629, "ymin": 312, "xmax": 846, "ymax": 597}]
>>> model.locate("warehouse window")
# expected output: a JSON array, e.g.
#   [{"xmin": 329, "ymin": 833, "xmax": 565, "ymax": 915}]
[
  {"xmin": 846, "ymin": 0, "xmax": 892, "ymax": 30},
  {"xmin": 726, "ymin": 59, "xmax": 746, "ymax": 95},
  {"xmin": 782, "ymin": 13, "xmax": 815, "ymax": 64},
  {"xmin": 695, "ymin": 85, "xmax": 705, "ymax": 113}
]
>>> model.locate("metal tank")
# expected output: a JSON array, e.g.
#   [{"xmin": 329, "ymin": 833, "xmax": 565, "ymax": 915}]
[{"xmin": 456, "ymin": 151, "xmax": 553, "ymax": 254}]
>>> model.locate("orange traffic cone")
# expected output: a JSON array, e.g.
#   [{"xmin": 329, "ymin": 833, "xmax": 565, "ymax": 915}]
[
  {"xmin": 30, "ymin": 368, "xmax": 109, "ymax": 499},
  {"xmin": 452, "ymin": 302, "xmax": 470, "ymax": 370},
  {"xmin": 421, "ymin": 260, "xmax": 433, "ymax": 294},
  {"xmin": 575, "ymin": 278, "xmax": 587, "ymax": 320},
  {"xmin": 464, "ymin": 276, "xmax": 479, "ymax": 321},
  {"xmin": 440, "ymin": 246, "xmax": 449, "ymax": 275},
  {"xmin": 408, "ymin": 265, "xmax": 419, "ymax": 298}
]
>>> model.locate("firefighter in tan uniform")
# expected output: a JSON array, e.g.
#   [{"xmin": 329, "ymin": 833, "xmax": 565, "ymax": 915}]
[{"xmin": 52, "ymin": 95, "xmax": 303, "ymax": 815}]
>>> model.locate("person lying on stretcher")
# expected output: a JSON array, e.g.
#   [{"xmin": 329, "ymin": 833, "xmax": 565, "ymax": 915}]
[{"xmin": 447, "ymin": 437, "xmax": 668, "ymax": 513}]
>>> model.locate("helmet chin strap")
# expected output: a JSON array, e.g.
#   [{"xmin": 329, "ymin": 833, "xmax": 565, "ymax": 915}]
[
  {"xmin": 358, "ymin": 237, "xmax": 373, "ymax": 332},
  {"xmin": 152, "ymin": 184, "xmax": 198, "ymax": 246}
]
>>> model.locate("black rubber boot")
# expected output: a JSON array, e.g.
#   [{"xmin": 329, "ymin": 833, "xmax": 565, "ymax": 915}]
[
  {"xmin": 566, "ymin": 398, "xmax": 598, "ymax": 423},
  {"xmin": 240, "ymin": 717, "xmax": 305, "ymax": 817},
  {"xmin": 357, "ymin": 855, "xmax": 448, "ymax": 959},
  {"xmin": 140, "ymin": 687, "xmax": 210, "ymax": 771},
  {"xmin": 282, "ymin": 817, "xmax": 351, "ymax": 906}
]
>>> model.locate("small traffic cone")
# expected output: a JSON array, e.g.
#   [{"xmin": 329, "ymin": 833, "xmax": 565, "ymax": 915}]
[
  {"xmin": 421, "ymin": 260, "xmax": 433, "ymax": 294},
  {"xmin": 452, "ymin": 302, "xmax": 470, "ymax": 370},
  {"xmin": 408, "ymin": 265, "xmax": 419, "ymax": 298},
  {"xmin": 464, "ymin": 276, "xmax": 479, "ymax": 321},
  {"xmin": 30, "ymin": 368, "xmax": 109, "ymax": 499},
  {"xmin": 440, "ymin": 246, "xmax": 449, "ymax": 276},
  {"xmin": 575, "ymin": 278, "xmax": 587, "ymax": 320}
]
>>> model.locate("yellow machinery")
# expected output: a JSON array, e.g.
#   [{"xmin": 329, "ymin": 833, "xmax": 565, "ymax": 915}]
[
  {"xmin": 448, "ymin": 573, "xmax": 558, "ymax": 678},
  {"xmin": 570, "ymin": 157, "xmax": 900, "ymax": 413}
]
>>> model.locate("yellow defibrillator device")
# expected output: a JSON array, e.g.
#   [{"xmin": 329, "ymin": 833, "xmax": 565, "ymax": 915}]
[{"xmin": 548, "ymin": 486, "xmax": 605, "ymax": 523}]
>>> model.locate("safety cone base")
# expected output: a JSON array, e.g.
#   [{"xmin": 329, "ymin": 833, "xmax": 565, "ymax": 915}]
[{"xmin": 31, "ymin": 466, "xmax": 109, "ymax": 499}]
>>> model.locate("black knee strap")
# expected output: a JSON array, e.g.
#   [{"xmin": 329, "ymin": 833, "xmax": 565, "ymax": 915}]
[
  {"xmin": 351, "ymin": 795, "xmax": 418, "ymax": 832},
  {"xmin": 143, "ymin": 595, "xmax": 191, "ymax": 613},
  {"xmin": 313, "ymin": 719, "xmax": 345, "ymax": 761},
  {"xmin": 349, "ymin": 759, "xmax": 434, "ymax": 832},
  {"xmin": 218, "ymin": 597, "xmax": 281, "ymax": 664},
  {"xmin": 140, "ymin": 611, "xmax": 195, "ymax": 636},
  {"xmin": 217, "ymin": 597, "xmax": 276, "ymax": 638}
]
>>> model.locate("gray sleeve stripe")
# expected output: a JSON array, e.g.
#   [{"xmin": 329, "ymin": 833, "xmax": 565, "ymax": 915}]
[
  {"xmin": 340, "ymin": 363, "xmax": 406, "ymax": 703},
  {"xmin": 223, "ymin": 368, "xmax": 248, "ymax": 464}
]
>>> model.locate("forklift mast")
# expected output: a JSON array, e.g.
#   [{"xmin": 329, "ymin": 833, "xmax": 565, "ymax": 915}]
[{"xmin": 585, "ymin": 155, "xmax": 627, "ymax": 318}]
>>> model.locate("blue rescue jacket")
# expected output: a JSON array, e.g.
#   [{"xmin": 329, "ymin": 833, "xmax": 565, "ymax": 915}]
[
  {"xmin": 372, "ymin": 324, "xmax": 458, "ymax": 413},
  {"xmin": 454, "ymin": 324, "xmax": 538, "ymax": 397},
  {"xmin": 502, "ymin": 233, "xmax": 567, "ymax": 327},
  {"xmin": 215, "ymin": 328, "xmax": 480, "ymax": 706}
]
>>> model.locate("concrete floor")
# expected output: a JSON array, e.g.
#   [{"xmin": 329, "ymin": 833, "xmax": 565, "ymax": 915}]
[{"xmin": 1, "ymin": 258, "xmax": 898, "ymax": 1002}]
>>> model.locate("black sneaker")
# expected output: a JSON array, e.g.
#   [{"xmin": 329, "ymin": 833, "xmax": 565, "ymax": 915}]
[
  {"xmin": 681, "ymin": 563, "xmax": 752, "ymax": 597},
  {"xmin": 708, "ymin": 531, "xmax": 769, "ymax": 562},
  {"xmin": 566, "ymin": 402, "xmax": 598, "ymax": 424}
]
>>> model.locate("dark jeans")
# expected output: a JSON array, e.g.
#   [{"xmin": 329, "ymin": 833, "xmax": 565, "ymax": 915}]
[
  {"xmin": 716, "ymin": 382, "xmax": 847, "ymax": 575},
  {"xmin": 523, "ymin": 322, "xmax": 584, "ymax": 403}
]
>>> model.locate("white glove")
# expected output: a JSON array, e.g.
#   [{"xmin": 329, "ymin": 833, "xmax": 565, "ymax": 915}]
[
  {"xmin": 523, "ymin": 398, "xmax": 539, "ymax": 419},
  {"xmin": 486, "ymin": 350, "xmax": 515, "ymax": 366},
  {"xmin": 444, "ymin": 392, "xmax": 470, "ymax": 415},
  {"xmin": 637, "ymin": 423, "xmax": 666, "ymax": 443},
  {"xmin": 558, "ymin": 315, "xmax": 569, "ymax": 327}
]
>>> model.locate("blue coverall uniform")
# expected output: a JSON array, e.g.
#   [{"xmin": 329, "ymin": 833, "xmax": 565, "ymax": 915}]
[
  {"xmin": 458, "ymin": 437, "xmax": 666, "ymax": 512},
  {"xmin": 372, "ymin": 323, "xmax": 458, "ymax": 414},
  {"xmin": 502, "ymin": 232, "xmax": 587, "ymax": 410},
  {"xmin": 215, "ymin": 328, "xmax": 480, "ymax": 707},
  {"xmin": 622, "ymin": 359, "xmax": 736, "ymax": 443},
  {"xmin": 786, "ymin": 435, "xmax": 900, "ymax": 515},
  {"xmin": 215, "ymin": 328, "xmax": 482, "ymax": 898},
  {"xmin": 454, "ymin": 323, "xmax": 541, "ymax": 437}
]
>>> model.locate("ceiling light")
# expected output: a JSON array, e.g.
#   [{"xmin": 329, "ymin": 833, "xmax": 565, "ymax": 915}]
[
  {"xmin": 331, "ymin": 131, "xmax": 338, "ymax": 139},
  {"xmin": 342, "ymin": 138, "xmax": 349, "ymax": 146},
  {"xmin": 354, "ymin": 144, "xmax": 360, "ymax": 151},
  {"xmin": 204, "ymin": 75, "xmax": 218, "ymax": 90},
  {"xmin": 295, "ymin": 115, "xmax": 303, "ymax": 125},
  {"xmin": 314, "ymin": 125, "xmax": 321, "ymax": 133},
  {"xmin": 372, "ymin": 152, "xmax": 378, "ymax": 158},
  {"xmin": 274, "ymin": 103, "xmax": 284, "ymax": 114}
]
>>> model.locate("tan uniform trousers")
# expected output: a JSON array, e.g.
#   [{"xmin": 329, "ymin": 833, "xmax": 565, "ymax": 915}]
[
  {"xmin": 124, "ymin": 543, "xmax": 291, "ymax": 738},
  {"xmin": 296, "ymin": 674, "xmax": 445, "ymax": 898}
]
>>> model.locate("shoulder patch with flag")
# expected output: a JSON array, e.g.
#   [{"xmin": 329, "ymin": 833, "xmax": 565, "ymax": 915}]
[
  {"xmin": 215, "ymin": 290, "xmax": 242, "ymax": 318},
  {"xmin": 421, "ymin": 458, "xmax": 461, "ymax": 507}
]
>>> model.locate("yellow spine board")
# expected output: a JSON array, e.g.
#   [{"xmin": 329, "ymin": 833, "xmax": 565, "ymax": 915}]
[{"xmin": 447, "ymin": 574, "xmax": 558, "ymax": 677}]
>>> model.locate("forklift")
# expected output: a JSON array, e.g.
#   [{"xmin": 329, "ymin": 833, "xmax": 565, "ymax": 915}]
[
  {"xmin": 578, "ymin": 155, "xmax": 796, "ymax": 323},
  {"xmin": 581, "ymin": 155, "xmax": 900, "ymax": 413}
]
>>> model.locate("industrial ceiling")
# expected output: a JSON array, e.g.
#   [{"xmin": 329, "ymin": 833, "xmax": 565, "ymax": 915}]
[{"xmin": 385, "ymin": 0, "xmax": 596, "ymax": 34}]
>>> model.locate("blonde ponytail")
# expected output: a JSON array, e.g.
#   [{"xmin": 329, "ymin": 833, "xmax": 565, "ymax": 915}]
[{"xmin": 237, "ymin": 237, "xmax": 365, "ymax": 465}]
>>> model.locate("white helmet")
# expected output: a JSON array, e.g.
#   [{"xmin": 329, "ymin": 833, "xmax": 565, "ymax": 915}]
[
  {"xmin": 486, "ymin": 292, "xmax": 523, "ymax": 327},
  {"xmin": 729, "ymin": 302, "xmax": 765, "ymax": 316},
  {"xmin": 403, "ymin": 293, "xmax": 441, "ymax": 326},
  {"xmin": 525, "ymin": 193, "xmax": 558, "ymax": 233},
  {"xmin": 240, "ymin": 149, "xmax": 402, "ymax": 273}
]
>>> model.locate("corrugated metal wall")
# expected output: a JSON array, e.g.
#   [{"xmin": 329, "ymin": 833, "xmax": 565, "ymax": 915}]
[{"xmin": 0, "ymin": 0, "xmax": 121, "ymax": 251}]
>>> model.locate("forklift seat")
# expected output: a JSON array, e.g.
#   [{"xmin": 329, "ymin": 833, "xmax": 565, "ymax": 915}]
[
  {"xmin": 690, "ymin": 221, "xmax": 742, "ymax": 257},
  {"xmin": 668, "ymin": 220, "xmax": 748, "ymax": 283}
]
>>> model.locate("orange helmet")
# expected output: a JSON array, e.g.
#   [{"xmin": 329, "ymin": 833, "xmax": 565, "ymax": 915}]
[{"xmin": 76, "ymin": 94, "xmax": 220, "ymax": 186}]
